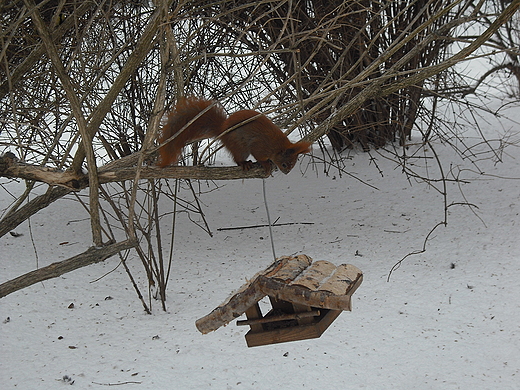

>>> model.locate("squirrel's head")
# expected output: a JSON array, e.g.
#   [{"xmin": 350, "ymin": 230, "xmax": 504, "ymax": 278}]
[{"xmin": 273, "ymin": 141, "xmax": 312, "ymax": 174}]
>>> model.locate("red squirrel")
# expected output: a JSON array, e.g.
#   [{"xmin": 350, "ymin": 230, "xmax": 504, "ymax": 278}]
[{"xmin": 157, "ymin": 97, "xmax": 311, "ymax": 174}]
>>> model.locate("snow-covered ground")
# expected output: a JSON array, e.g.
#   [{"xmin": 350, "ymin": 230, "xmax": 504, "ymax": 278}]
[{"xmin": 1, "ymin": 104, "xmax": 519, "ymax": 389}]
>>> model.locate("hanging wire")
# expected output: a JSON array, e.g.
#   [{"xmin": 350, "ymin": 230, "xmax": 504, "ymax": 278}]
[{"xmin": 262, "ymin": 178, "xmax": 277, "ymax": 261}]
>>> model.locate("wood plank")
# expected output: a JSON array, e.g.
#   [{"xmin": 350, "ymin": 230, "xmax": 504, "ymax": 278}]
[
  {"xmin": 244, "ymin": 303, "xmax": 264, "ymax": 333},
  {"xmin": 318, "ymin": 264, "xmax": 362, "ymax": 295},
  {"xmin": 265, "ymin": 254, "xmax": 312, "ymax": 282},
  {"xmin": 196, "ymin": 256, "xmax": 310, "ymax": 334},
  {"xmin": 237, "ymin": 310, "xmax": 320, "ymax": 326},
  {"xmin": 289, "ymin": 260, "xmax": 337, "ymax": 290},
  {"xmin": 244, "ymin": 309, "xmax": 343, "ymax": 347},
  {"xmin": 269, "ymin": 296, "xmax": 294, "ymax": 312},
  {"xmin": 344, "ymin": 270, "xmax": 364, "ymax": 311},
  {"xmin": 245, "ymin": 321, "xmax": 322, "ymax": 347},
  {"xmin": 195, "ymin": 281, "xmax": 265, "ymax": 334},
  {"xmin": 292, "ymin": 303, "xmax": 315, "ymax": 325},
  {"xmin": 258, "ymin": 276, "xmax": 353, "ymax": 310},
  {"xmin": 315, "ymin": 309, "xmax": 343, "ymax": 334}
]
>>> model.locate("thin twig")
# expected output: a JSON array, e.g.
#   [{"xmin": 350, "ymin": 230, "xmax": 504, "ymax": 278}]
[{"xmin": 217, "ymin": 221, "xmax": 314, "ymax": 231}]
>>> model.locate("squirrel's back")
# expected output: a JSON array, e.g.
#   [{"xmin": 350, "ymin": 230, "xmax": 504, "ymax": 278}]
[{"xmin": 157, "ymin": 97, "xmax": 226, "ymax": 167}]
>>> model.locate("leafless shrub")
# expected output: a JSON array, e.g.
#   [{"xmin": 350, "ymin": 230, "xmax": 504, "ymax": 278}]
[{"xmin": 0, "ymin": 0, "xmax": 518, "ymax": 307}]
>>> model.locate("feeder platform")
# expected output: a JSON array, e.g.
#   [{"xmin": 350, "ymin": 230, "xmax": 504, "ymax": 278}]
[{"xmin": 195, "ymin": 255, "xmax": 363, "ymax": 347}]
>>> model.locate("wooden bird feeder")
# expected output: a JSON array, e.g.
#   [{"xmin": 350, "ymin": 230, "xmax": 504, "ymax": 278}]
[{"xmin": 196, "ymin": 255, "xmax": 363, "ymax": 347}]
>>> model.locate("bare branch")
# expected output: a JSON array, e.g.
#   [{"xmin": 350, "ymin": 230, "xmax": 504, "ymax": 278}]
[{"xmin": 0, "ymin": 240, "xmax": 136, "ymax": 298}]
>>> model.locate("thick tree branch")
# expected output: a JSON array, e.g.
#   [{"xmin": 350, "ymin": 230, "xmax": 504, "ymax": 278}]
[
  {"xmin": 0, "ymin": 186, "xmax": 70, "ymax": 239},
  {"xmin": 0, "ymin": 152, "xmax": 270, "ymax": 189},
  {"xmin": 0, "ymin": 152, "xmax": 270, "ymax": 238},
  {"xmin": 0, "ymin": 240, "xmax": 137, "ymax": 298}
]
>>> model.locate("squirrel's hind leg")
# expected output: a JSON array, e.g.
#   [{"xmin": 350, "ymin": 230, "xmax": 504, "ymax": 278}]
[
  {"xmin": 237, "ymin": 160, "xmax": 254, "ymax": 171},
  {"xmin": 236, "ymin": 160, "xmax": 272, "ymax": 174}
]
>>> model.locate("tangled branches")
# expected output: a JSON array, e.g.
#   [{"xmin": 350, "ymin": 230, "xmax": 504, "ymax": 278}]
[{"xmin": 1, "ymin": 0, "xmax": 518, "ymax": 306}]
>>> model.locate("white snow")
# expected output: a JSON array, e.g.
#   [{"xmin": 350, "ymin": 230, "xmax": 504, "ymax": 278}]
[{"xmin": 1, "ymin": 106, "xmax": 519, "ymax": 389}]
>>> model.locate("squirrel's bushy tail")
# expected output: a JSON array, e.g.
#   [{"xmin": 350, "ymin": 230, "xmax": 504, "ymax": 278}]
[{"xmin": 157, "ymin": 97, "xmax": 227, "ymax": 167}]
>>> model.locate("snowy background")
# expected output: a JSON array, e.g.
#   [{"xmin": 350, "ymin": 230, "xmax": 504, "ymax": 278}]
[{"xmin": 1, "ymin": 99, "xmax": 519, "ymax": 389}]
